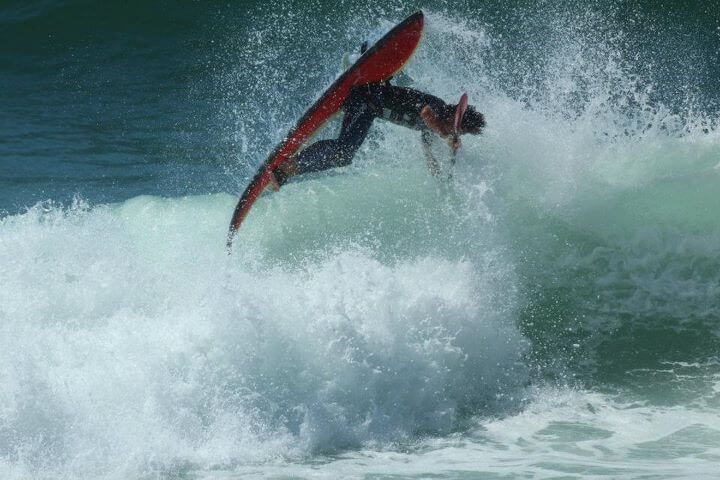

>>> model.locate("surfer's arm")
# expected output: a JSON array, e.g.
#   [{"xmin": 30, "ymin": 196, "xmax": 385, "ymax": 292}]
[
  {"xmin": 421, "ymin": 130, "xmax": 441, "ymax": 177},
  {"xmin": 420, "ymin": 105, "xmax": 461, "ymax": 150}
]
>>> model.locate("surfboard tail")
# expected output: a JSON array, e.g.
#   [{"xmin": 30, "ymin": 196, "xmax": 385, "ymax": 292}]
[{"xmin": 226, "ymin": 168, "xmax": 273, "ymax": 250}]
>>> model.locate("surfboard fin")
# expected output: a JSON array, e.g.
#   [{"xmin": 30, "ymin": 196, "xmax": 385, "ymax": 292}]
[{"xmin": 342, "ymin": 41, "xmax": 370, "ymax": 70}]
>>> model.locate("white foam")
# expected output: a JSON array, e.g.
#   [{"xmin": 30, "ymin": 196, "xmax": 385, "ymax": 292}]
[{"xmin": 0, "ymin": 191, "xmax": 526, "ymax": 478}]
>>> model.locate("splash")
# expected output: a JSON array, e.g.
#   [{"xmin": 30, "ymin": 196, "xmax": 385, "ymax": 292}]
[{"xmin": 0, "ymin": 192, "xmax": 527, "ymax": 478}]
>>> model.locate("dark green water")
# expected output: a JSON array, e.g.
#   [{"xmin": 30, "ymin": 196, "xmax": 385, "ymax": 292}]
[{"xmin": 1, "ymin": 0, "xmax": 718, "ymax": 212}]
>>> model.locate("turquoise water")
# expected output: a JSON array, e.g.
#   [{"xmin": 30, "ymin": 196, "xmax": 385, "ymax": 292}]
[{"xmin": 1, "ymin": 1, "xmax": 719, "ymax": 478}]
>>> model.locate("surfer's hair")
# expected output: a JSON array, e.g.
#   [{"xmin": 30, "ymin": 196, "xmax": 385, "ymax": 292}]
[{"xmin": 461, "ymin": 105, "xmax": 485, "ymax": 134}]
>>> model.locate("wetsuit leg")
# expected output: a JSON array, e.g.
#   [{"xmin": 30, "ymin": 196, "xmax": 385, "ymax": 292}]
[{"xmin": 294, "ymin": 87, "xmax": 379, "ymax": 175}]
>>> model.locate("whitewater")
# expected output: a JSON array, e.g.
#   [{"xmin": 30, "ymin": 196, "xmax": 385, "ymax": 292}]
[{"xmin": 1, "ymin": 2, "xmax": 719, "ymax": 479}]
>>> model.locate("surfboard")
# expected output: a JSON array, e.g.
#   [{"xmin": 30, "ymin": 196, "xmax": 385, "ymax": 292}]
[{"xmin": 227, "ymin": 11, "xmax": 425, "ymax": 248}]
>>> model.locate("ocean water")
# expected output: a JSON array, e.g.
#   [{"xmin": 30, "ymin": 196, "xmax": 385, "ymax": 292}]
[{"xmin": 1, "ymin": 1, "xmax": 719, "ymax": 478}]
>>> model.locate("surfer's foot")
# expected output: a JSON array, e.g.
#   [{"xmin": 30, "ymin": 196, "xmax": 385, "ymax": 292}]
[{"xmin": 271, "ymin": 159, "xmax": 300, "ymax": 188}]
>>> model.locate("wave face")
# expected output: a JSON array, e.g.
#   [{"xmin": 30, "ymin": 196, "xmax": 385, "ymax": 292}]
[{"xmin": 1, "ymin": 0, "xmax": 719, "ymax": 478}]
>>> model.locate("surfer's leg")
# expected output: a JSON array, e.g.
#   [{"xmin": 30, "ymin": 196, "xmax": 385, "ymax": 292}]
[
  {"xmin": 293, "ymin": 87, "xmax": 377, "ymax": 175},
  {"xmin": 336, "ymin": 86, "xmax": 379, "ymax": 152},
  {"xmin": 293, "ymin": 140, "xmax": 351, "ymax": 174}
]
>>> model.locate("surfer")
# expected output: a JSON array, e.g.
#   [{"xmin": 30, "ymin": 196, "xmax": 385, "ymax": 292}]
[
  {"xmin": 271, "ymin": 83, "xmax": 486, "ymax": 185},
  {"xmin": 227, "ymin": 12, "xmax": 479, "ymax": 244}
]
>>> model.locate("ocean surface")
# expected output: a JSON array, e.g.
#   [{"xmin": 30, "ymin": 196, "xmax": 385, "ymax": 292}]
[{"xmin": 1, "ymin": 1, "xmax": 720, "ymax": 478}]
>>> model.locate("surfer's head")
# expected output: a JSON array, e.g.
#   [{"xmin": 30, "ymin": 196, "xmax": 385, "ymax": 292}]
[{"xmin": 460, "ymin": 105, "xmax": 485, "ymax": 135}]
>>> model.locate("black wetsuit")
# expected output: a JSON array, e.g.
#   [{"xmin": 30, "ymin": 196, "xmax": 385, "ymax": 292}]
[{"xmin": 289, "ymin": 83, "xmax": 457, "ymax": 177}]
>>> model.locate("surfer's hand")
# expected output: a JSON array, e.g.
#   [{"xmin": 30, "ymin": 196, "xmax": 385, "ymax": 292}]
[{"xmin": 448, "ymin": 134, "xmax": 461, "ymax": 152}]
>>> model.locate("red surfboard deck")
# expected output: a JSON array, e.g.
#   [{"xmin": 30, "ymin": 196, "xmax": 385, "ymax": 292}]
[{"xmin": 227, "ymin": 11, "xmax": 425, "ymax": 248}]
